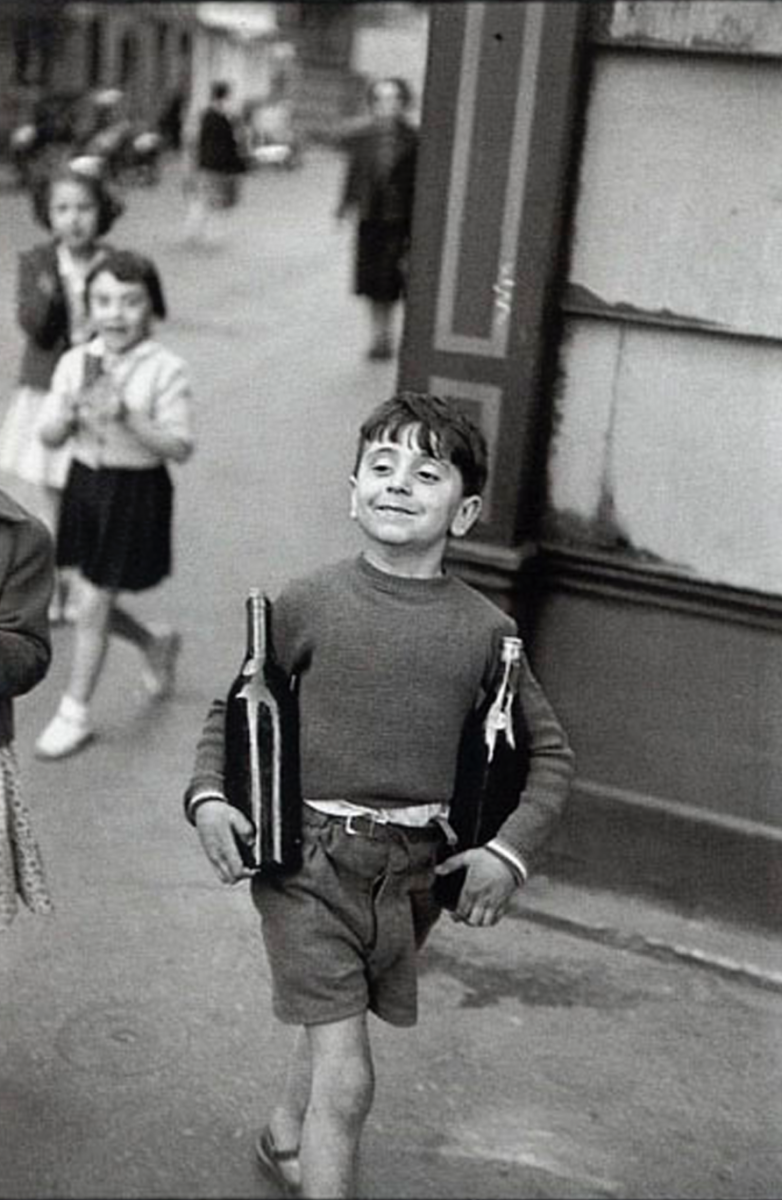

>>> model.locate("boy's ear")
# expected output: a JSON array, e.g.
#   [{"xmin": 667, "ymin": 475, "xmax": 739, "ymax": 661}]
[
  {"xmin": 349, "ymin": 475, "xmax": 358, "ymax": 519},
  {"xmin": 450, "ymin": 494, "xmax": 482, "ymax": 538}
]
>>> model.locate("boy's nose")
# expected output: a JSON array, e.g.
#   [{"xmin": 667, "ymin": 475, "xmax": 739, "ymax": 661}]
[{"xmin": 387, "ymin": 469, "xmax": 412, "ymax": 493}]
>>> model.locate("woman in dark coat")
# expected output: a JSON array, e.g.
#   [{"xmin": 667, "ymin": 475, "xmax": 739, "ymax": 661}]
[{"xmin": 336, "ymin": 78, "xmax": 418, "ymax": 360}]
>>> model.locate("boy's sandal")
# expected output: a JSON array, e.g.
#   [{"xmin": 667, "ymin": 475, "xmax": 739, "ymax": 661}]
[{"xmin": 255, "ymin": 1124, "xmax": 301, "ymax": 1197}]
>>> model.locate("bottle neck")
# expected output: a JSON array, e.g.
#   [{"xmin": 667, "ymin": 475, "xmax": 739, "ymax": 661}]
[{"xmin": 245, "ymin": 590, "xmax": 270, "ymax": 666}]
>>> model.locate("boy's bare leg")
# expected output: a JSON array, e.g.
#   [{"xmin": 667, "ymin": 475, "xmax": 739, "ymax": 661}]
[
  {"xmin": 267, "ymin": 1028, "xmax": 311, "ymax": 1190},
  {"xmin": 300, "ymin": 1013, "xmax": 374, "ymax": 1199}
]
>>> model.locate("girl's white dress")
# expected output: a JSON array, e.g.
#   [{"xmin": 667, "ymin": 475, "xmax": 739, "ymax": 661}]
[{"xmin": 0, "ymin": 244, "xmax": 102, "ymax": 491}]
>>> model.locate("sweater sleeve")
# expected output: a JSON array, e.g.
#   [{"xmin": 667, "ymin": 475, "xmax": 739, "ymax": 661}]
[
  {"xmin": 0, "ymin": 514, "xmax": 54, "ymax": 701},
  {"xmin": 16, "ymin": 248, "xmax": 68, "ymax": 349},
  {"xmin": 490, "ymin": 651, "xmax": 575, "ymax": 869},
  {"xmin": 183, "ymin": 698, "xmax": 228, "ymax": 822}
]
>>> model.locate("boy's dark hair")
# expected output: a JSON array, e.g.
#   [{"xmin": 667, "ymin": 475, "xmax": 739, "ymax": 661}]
[
  {"xmin": 355, "ymin": 391, "xmax": 488, "ymax": 498},
  {"xmin": 85, "ymin": 248, "xmax": 167, "ymax": 319},
  {"xmin": 31, "ymin": 162, "xmax": 124, "ymax": 236}
]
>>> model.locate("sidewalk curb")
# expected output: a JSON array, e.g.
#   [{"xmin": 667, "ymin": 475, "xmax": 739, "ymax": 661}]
[{"xmin": 516, "ymin": 905, "xmax": 782, "ymax": 996}]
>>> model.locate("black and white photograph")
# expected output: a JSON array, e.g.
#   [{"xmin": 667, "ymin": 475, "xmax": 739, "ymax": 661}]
[{"xmin": 0, "ymin": 2, "xmax": 781, "ymax": 1198}]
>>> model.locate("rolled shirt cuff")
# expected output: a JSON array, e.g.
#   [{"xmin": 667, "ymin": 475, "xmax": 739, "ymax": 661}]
[{"xmin": 485, "ymin": 838, "xmax": 528, "ymax": 886}]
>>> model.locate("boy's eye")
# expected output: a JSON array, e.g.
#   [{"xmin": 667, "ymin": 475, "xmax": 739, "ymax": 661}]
[{"xmin": 417, "ymin": 465, "xmax": 444, "ymax": 483}]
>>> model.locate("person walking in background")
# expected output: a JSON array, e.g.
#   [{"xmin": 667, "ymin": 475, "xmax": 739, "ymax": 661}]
[
  {"xmin": 335, "ymin": 77, "xmax": 418, "ymax": 361},
  {"xmin": 184, "ymin": 392, "xmax": 574, "ymax": 1197},
  {"xmin": 34, "ymin": 250, "xmax": 195, "ymax": 761},
  {"xmin": 0, "ymin": 163, "xmax": 124, "ymax": 622},
  {"xmin": 0, "ymin": 487, "xmax": 54, "ymax": 926},
  {"xmin": 184, "ymin": 80, "xmax": 247, "ymax": 245}
]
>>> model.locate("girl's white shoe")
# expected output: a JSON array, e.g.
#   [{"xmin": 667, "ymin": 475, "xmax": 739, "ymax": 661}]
[{"xmin": 35, "ymin": 697, "xmax": 94, "ymax": 760}]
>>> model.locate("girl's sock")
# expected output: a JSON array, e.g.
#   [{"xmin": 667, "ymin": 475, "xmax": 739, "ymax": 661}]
[{"xmin": 58, "ymin": 694, "xmax": 90, "ymax": 726}]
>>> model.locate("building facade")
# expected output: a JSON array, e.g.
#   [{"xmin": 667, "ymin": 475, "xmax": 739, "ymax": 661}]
[
  {"xmin": 0, "ymin": 0, "xmax": 194, "ymax": 145},
  {"xmin": 401, "ymin": 1, "xmax": 782, "ymax": 926}
]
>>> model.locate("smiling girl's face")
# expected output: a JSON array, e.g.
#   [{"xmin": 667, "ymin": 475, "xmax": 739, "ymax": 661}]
[{"xmin": 88, "ymin": 269, "xmax": 153, "ymax": 355}]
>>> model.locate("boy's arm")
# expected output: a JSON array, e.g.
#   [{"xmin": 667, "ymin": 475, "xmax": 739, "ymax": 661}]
[
  {"xmin": 183, "ymin": 698, "xmax": 256, "ymax": 884},
  {"xmin": 435, "ymin": 650, "xmax": 575, "ymax": 926},
  {"xmin": 183, "ymin": 698, "xmax": 229, "ymax": 820},
  {"xmin": 489, "ymin": 652, "xmax": 575, "ymax": 869}
]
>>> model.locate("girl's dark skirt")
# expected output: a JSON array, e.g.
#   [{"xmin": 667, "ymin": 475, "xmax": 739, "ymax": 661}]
[
  {"xmin": 57, "ymin": 460, "xmax": 173, "ymax": 592},
  {"xmin": 355, "ymin": 220, "xmax": 409, "ymax": 302}
]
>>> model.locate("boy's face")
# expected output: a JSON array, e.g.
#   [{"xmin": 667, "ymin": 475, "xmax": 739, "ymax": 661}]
[
  {"xmin": 350, "ymin": 425, "xmax": 482, "ymax": 573},
  {"xmin": 89, "ymin": 270, "xmax": 152, "ymax": 355}
]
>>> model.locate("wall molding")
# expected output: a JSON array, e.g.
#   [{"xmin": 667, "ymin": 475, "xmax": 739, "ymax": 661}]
[
  {"xmin": 539, "ymin": 542, "xmax": 782, "ymax": 632},
  {"xmin": 562, "ymin": 285, "xmax": 782, "ymax": 351},
  {"xmin": 445, "ymin": 537, "xmax": 538, "ymax": 604},
  {"xmin": 573, "ymin": 778, "xmax": 782, "ymax": 845},
  {"xmin": 433, "ymin": 1, "xmax": 545, "ymax": 357}
]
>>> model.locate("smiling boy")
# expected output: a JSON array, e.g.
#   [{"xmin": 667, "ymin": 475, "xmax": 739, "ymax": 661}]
[{"xmin": 184, "ymin": 392, "xmax": 574, "ymax": 1198}]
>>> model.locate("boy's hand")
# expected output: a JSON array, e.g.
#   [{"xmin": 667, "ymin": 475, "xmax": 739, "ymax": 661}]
[
  {"xmin": 194, "ymin": 800, "xmax": 256, "ymax": 884},
  {"xmin": 435, "ymin": 847, "xmax": 519, "ymax": 926}
]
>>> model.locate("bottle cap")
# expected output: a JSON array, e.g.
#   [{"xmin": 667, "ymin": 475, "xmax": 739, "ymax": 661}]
[{"xmin": 500, "ymin": 636, "xmax": 523, "ymax": 662}]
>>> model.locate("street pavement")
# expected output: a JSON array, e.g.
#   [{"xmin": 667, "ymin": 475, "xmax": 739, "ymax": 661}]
[{"xmin": 0, "ymin": 152, "xmax": 781, "ymax": 1200}]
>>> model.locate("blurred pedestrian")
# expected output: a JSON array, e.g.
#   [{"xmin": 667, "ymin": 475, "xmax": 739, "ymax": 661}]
[
  {"xmin": 184, "ymin": 81, "xmax": 247, "ymax": 244},
  {"xmin": 0, "ymin": 487, "xmax": 54, "ymax": 926},
  {"xmin": 34, "ymin": 250, "xmax": 195, "ymax": 761},
  {"xmin": 335, "ymin": 77, "xmax": 418, "ymax": 361},
  {"xmin": 0, "ymin": 162, "xmax": 124, "ymax": 622}
]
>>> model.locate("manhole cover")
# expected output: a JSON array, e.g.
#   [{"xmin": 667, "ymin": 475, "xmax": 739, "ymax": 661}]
[{"xmin": 55, "ymin": 1002, "xmax": 189, "ymax": 1077}]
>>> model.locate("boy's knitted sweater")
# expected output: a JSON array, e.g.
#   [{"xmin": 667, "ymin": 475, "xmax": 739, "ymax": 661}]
[{"xmin": 186, "ymin": 554, "xmax": 574, "ymax": 865}]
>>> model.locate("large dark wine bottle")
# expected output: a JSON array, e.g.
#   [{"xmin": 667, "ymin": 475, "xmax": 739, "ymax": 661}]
[
  {"xmin": 434, "ymin": 636, "xmax": 530, "ymax": 910},
  {"xmin": 223, "ymin": 589, "xmax": 302, "ymax": 873}
]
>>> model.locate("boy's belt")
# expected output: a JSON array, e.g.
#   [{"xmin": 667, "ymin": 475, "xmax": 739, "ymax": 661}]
[{"xmin": 303, "ymin": 807, "xmax": 447, "ymax": 844}]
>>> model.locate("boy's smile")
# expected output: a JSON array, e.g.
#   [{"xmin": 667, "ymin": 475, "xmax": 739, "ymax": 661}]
[{"xmin": 350, "ymin": 427, "xmax": 482, "ymax": 577}]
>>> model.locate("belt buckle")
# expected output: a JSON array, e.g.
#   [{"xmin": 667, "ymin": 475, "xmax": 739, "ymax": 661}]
[
  {"xmin": 344, "ymin": 812, "xmax": 364, "ymax": 837},
  {"xmin": 344, "ymin": 811, "xmax": 386, "ymax": 838}
]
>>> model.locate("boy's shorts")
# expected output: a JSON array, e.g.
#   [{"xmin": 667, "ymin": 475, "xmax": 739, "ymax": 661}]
[{"xmin": 251, "ymin": 807, "xmax": 444, "ymax": 1027}]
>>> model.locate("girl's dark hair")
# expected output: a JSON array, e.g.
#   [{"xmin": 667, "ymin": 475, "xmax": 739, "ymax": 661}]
[
  {"xmin": 367, "ymin": 76, "xmax": 413, "ymax": 111},
  {"xmin": 31, "ymin": 162, "xmax": 124, "ymax": 236},
  {"xmin": 355, "ymin": 391, "xmax": 488, "ymax": 497},
  {"xmin": 85, "ymin": 248, "xmax": 167, "ymax": 319}
]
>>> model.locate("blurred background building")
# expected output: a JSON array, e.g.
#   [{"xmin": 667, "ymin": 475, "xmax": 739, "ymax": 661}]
[{"xmin": 0, "ymin": 2, "xmax": 430, "ymax": 151}]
